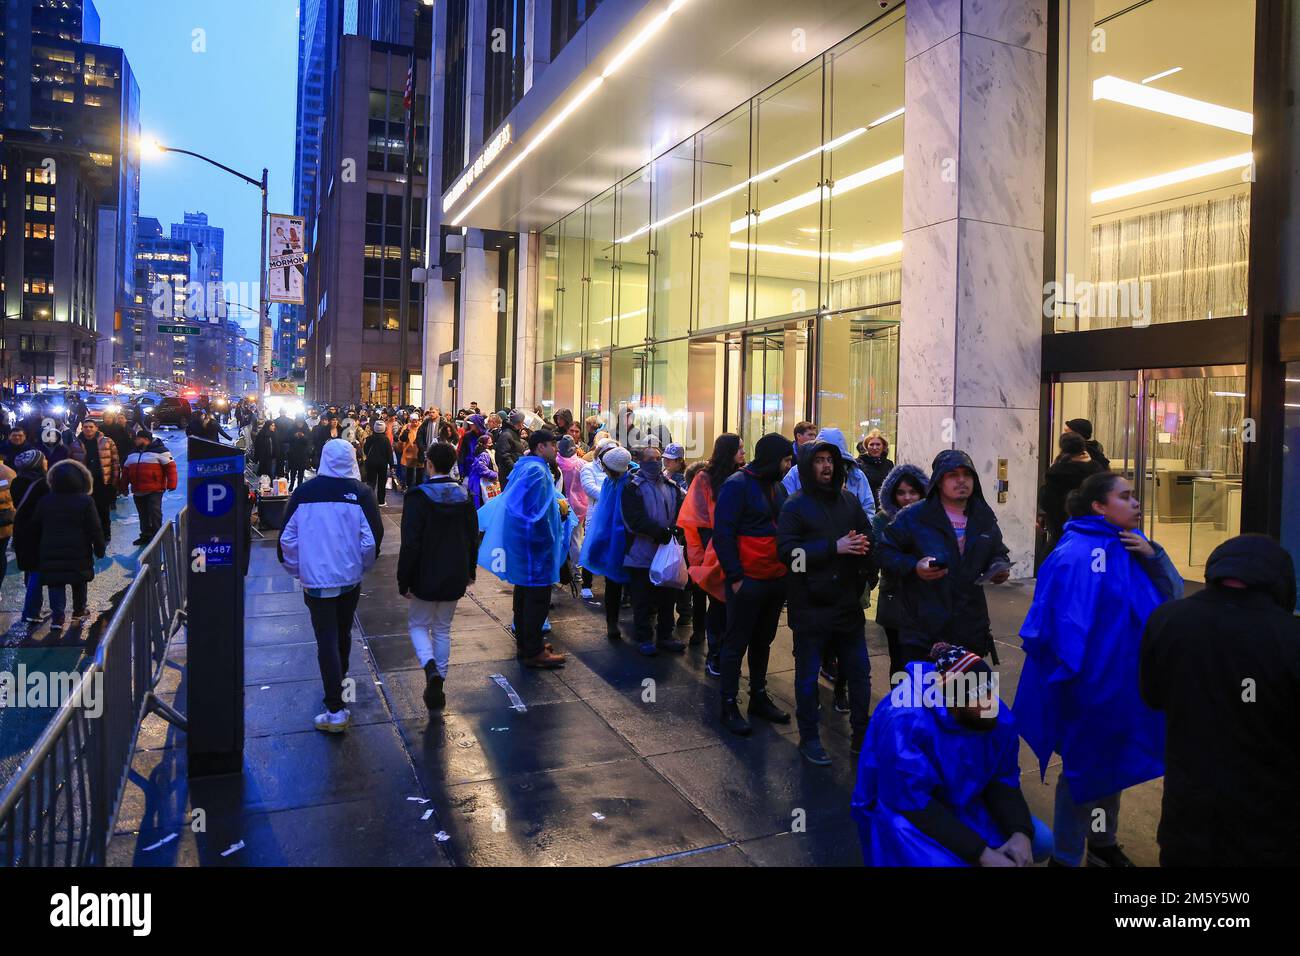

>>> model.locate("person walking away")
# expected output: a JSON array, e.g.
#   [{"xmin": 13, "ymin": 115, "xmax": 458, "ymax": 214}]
[
  {"xmin": 620, "ymin": 443, "xmax": 686, "ymax": 656},
  {"xmin": 1015, "ymin": 471, "xmax": 1182, "ymax": 868},
  {"xmin": 476, "ymin": 431, "xmax": 575, "ymax": 668},
  {"xmin": 875, "ymin": 449, "xmax": 1011, "ymax": 663},
  {"xmin": 77, "ymin": 419, "xmax": 120, "ymax": 543},
  {"xmin": 32, "ymin": 459, "xmax": 105, "ymax": 629},
  {"xmin": 580, "ymin": 443, "xmax": 634, "ymax": 639},
  {"xmin": 286, "ymin": 425, "xmax": 311, "ymax": 492},
  {"xmin": 1036, "ymin": 431, "xmax": 1102, "ymax": 550},
  {"xmin": 120, "ymin": 429, "xmax": 177, "ymax": 545},
  {"xmin": 778, "ymin": 439, "xmax": 875, "ymax": 764},
  {"xmin": 856, "ymin": 429, "xmax": 894, "ymax": 505},
  {"xmin": 361, "ymin": 421, "xmax": 394, "ymax": 505},
  {"xmin": 871, "ymin": 464, "xmax": 929, "ymax": 679},
  {"xmin": 712, "ymin": 432, "xmax": 794, "ymax": 736},
  {"xmin": 851, "ymin": 644, "xmax": 1052, "ymax": 867},
  {"xmin": 1064, "ymin": 418, "xmax": 1111, "ymax": 471},
  {"xmin": 1140, "ymin": 533, "xmax": 1300, "ymax": 866},
  {"xmin": 398, "ymin": 443, "xmax": 479, "ymax": 710},
  {"xmin": 310, "ymin": 414, "xmax": 337, "ymax": 472},
  {"xmin": 11, "ymin": 451, "xmax": 51, "ymax": 624},
  {"xmin": 278, "ymin": 438, "xmax": 384, "ymax": 732},
  {"xmin": 0, "ymin": 459, "xmax": 15, "ymax": 582},
  {"xmin": 494, "ymin": 410, "xmax": 528, "ymax": 487}
]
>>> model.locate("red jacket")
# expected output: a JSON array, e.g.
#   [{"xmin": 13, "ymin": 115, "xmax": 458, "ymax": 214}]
[{"xmin": 121, "ymin": 441, "xmax": 178, "ymax": 495}]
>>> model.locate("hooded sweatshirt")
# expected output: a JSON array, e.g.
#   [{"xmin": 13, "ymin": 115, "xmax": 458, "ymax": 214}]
[
  {"xmin": 783, "ymin": 427, "xmax": 876, "ymax": 520},
  {"xmin": 278, "ymin": 438, "xmax": 383, "ymax": 591},
  {"xmin": 875, "ymin": 449, "xmax": 1010, "ymax": 657},
  {"xmin": 776, "ymin": 440, "xmax": 875, "ymax": 630},
  {"xmin": 1140, "ymin": 534, "xmax": 1300, "ymax": 865},
  {"xmin": 712, "ymin": 433, "xmax": 792, "ymax": 585}
]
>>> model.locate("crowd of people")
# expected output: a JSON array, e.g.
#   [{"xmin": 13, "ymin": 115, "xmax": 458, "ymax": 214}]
[
  {"xmin": 267, "ymin": 401, "xmax": 1300, "ymax": 867},
  {"xmin": 7, "ymin": 388, "xmax": 1272, "ymax": 870},
  {"xmin": 1, "ymin": 406, "xmax": 179, "ymax": 629}
]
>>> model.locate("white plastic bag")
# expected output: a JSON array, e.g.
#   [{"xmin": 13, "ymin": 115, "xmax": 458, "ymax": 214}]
[{"xmin": 649, "ymin": 540, "xmax": 689, "ymax": 589}]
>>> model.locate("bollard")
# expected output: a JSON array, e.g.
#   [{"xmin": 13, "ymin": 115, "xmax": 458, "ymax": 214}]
[{"xmin": 186, "ymin": 437, "xmax": 247, "ymax": 776}]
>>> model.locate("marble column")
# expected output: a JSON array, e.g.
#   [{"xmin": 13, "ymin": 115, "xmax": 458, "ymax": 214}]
[
  {"xmin": 458, "ymin": 230, "xmax": 499, "ymax": 411},
  {"xmin": 898, "ymin": 0, "xmax": 1047, "ymax": 574}
]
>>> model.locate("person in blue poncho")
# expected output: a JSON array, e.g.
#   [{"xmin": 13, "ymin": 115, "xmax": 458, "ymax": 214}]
[
  {"xmin": 851, "ymin": 643, "xmax": 1052, "ymax": 866},
  {"xmin": 477, "ymin": 429, "xmax": 575, "ymax": 669},
  {"xmin": 1014, "ymin": 471, "xmax": 1182, "ymax": 868},
  {"xmin": 580, "ymin": 443, "xmax": 634, "ymax": 640}
]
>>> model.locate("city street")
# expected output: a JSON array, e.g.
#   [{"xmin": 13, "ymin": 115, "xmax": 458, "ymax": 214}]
[{"xmin": 0, "ymin": 427, "xmax": 201, "ymax": 784}]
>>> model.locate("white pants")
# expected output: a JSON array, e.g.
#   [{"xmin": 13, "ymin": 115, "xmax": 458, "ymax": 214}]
[{"xmin": 408, "ymin": 597, "xmax": 458, "ymax": 677}]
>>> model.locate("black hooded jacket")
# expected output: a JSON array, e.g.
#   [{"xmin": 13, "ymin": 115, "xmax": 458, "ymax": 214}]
[
  {"xmin": 33, "ymin": 459, "xmax": 105, "ymax": 584},
  {"xmin": 712, "ymin": 433, "xmax": 792, "ymax": 586},
  {"xmin": 777, "ymin": 440, "xmax": 875, "ymax": 631},
  {"xmin": 875, "ymin": 449, "xmax": 1010, "ymax": 656},
  {"xmin": 1037, "ymin": 457, "xmax": 1104, "ymax": 545},
  {"xmin": 1140, "ymin": 534, "xmax": 1300, "ymax": 866}
]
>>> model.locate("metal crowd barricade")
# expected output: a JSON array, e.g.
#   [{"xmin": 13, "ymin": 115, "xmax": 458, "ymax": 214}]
[{"xmin": 0, "ymin": 508, "xmax": 189, "ymax": 867}]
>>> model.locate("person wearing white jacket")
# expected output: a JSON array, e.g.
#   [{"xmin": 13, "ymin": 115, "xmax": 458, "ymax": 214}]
[{"xmin": 279, "ymin": 438, "xmax": 384, "ymax": 732}]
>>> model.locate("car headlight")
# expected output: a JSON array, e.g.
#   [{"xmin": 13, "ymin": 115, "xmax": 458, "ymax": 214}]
[
  {"xmin": 53, "ymin": 405, "xmax": 66, "ymax": 415},
  {"xmin": 107, "ymin": 404, "xmax": 121, "ymax": 414},
  {"xmin": 20, "ymin": 403, "xmax": 32, "ymax": 414}
]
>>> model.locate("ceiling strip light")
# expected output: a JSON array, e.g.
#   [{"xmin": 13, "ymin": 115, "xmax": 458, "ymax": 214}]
[
  {"xmin": 448, "ymin": 0, "xmax": 691, "ymax": 225},
  {"xmin": 729, "ymin": 239, "xmax": 902, "ymax": 263},
  {"xmin": 1140, "ymin": 66, "xmax": 1182, "ymax": 85},
  {"xmin": 1092, "ymin": 75, "xmax": 1253, "ymax": 135},
  {"xmin": 730, "ymin": 155, "xmax": 903, "ymax": 233},
  {"xmin": 615, "ymin": 110, "xmax": 903, "ymax": 245},
  {"xmin": 1090, "ymin": 151, "xmax": 1253, "ymax": 204}
]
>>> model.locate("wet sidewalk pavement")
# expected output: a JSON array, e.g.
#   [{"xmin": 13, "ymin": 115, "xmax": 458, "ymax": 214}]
[{"xmin": 107, "ymin": 493, "xmax": 1165, "ymax": 867}]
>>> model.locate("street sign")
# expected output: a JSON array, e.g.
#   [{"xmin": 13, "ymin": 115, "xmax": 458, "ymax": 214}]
[{"xmin": 160, "ymin": 324, "xmax": 201, "ymax": 335}]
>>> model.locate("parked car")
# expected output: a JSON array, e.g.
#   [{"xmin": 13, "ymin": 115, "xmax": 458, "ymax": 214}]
[{"xmin": 146, "ymin": 396, "xmax": 193, "ymax": 428}]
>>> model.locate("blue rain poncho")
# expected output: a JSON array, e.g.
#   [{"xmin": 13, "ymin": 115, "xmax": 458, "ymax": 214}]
[
  {"xmin": 851, "ymin": 662, "xmax": 1023, "ymax": 866},
  {"xmin": 1014, "ymin": 515, "xmax": 1170, "ymax": 804},
  {"xmin": 579, "ymin": 469, "xmax": 629, "ymax": 584},
  {"xmin": 477, "ymin": 455, "xmax": 575, "ymax": 587}
]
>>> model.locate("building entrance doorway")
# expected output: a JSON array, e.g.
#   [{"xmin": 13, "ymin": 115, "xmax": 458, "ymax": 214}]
[{"xmin": 1052, "ymin": 365, "xmax": 1247, "ymax": 580}]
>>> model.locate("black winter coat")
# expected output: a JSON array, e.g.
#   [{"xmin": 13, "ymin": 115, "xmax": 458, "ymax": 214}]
[
  {"xmin": 778, "ymin": 441, "xmax": 875, "ymax": 631},
  {"xmin": 875, "ymin": 450, "xmax": 1010, "ymax": 657},
  {"xmin": 33, "ymin": 460, "xmax": 105, "ymax": 584},
  {"xmin": 11, "ymin": 473, "xmax": 50, "ymax": 571},
  {"xmin": 362, "ymin": 432, "xmax": 394, "ymax": 472},
  {"xmin": 1140, "ymin": 534, "xmax": 1300, "ymax": 866},
  {"xmin": 286, "ymin": 432, "xmax": 312, "ymax": 470},
  {"xmin": 495, "ymin": 425, "xmax": 527, "ymax": 487},
  {"xmin": 397, "ymin": 477, "xmax": 479, "ymax": 601},
  {"xmin": 1037, "ymin": 457, "xmax": 1103, "ymax": 545},
  {"xmin": 855, "ymin": 454, "xmax": 894, "ymax": 501}
]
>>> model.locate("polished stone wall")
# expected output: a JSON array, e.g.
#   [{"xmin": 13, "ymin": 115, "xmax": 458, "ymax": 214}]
[{"xmin": 897, "ymin": 0, "xmax": 1047, "ymax": 574}]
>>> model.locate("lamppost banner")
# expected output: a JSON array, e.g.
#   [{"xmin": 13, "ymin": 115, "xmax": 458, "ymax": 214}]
[{"xmin": 267, "ymin": 213, "xmax": 306, "ymax": 304}]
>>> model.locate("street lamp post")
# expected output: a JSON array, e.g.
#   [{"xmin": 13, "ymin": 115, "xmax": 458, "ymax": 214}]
[{"xmin": 152, "ymin": 143, "xmax": 271, "ymax": 396}]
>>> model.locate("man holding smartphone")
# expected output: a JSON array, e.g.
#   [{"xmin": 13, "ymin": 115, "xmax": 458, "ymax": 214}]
[{"xmin": 876, "ymin": 449, "xmax": 1011, "ymax": 667}]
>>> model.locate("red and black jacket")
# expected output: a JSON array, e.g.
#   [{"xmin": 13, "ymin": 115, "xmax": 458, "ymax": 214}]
[{"xmin": 711, "ymin": 466, "xmax": 788, "ymax": 584}]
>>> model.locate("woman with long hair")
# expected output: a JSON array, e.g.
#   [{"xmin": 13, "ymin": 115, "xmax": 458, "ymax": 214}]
[
  {"xmin": 676, "ymin": 433, "xmax": 745, "ymax": 677},
  {"xmin": 1014, "ymin": 471, "xmax": 1182, "ymax": 868}
]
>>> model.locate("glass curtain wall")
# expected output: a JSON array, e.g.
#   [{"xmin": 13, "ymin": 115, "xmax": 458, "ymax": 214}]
[
  {"xmin": 1052, "ymin": 0, "xmax": 1255, "ymax": 332},
  {"xmin": 535, "ymin": 7, "xmax": 904, "ymax": 458}
]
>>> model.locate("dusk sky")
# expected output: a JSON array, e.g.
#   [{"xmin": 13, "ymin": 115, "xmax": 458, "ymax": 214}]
[{"xmin": 95, "ymin": 0, "xmax": 300, "ymax": 336}]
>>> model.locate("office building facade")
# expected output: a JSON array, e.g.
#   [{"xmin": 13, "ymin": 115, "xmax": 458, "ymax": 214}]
[{"xmin": 423, "ymin": 0, "xmax": 1300, "ymax": 586}]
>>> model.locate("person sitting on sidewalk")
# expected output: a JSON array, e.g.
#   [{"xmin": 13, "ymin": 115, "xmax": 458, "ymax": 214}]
[
  {"xmin": 279, "ymin": 438, "xmax": 384, "ymax": 733},
  {"xmin": 398, "ymin": 442, "xmax": 479, "ymax": 711},
  {"xmin": 852, "ymin": 644, "xmax": 1052, "ymax": 867}
]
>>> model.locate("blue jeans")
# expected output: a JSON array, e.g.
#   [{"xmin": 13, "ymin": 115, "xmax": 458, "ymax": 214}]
[
  {"xmin": 23, "ymin": 572, "xmax": 66, "ymax": 621},
  {"xmin": 1052, "ymin": 774, "xmax": 1121, "ymax": 866},
  {"xmin": 792, "ymin": 623, "xmax": 871, "ymax": 741}
]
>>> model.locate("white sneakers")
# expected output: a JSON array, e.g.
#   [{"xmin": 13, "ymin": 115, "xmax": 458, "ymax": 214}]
[
  {"xmin": 314, "ymin": 708, "xmax": 351, "ymax": 733},
  {"xmin": 580, "ymin": 588, "xmax": 594, "ymax": 600}
]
